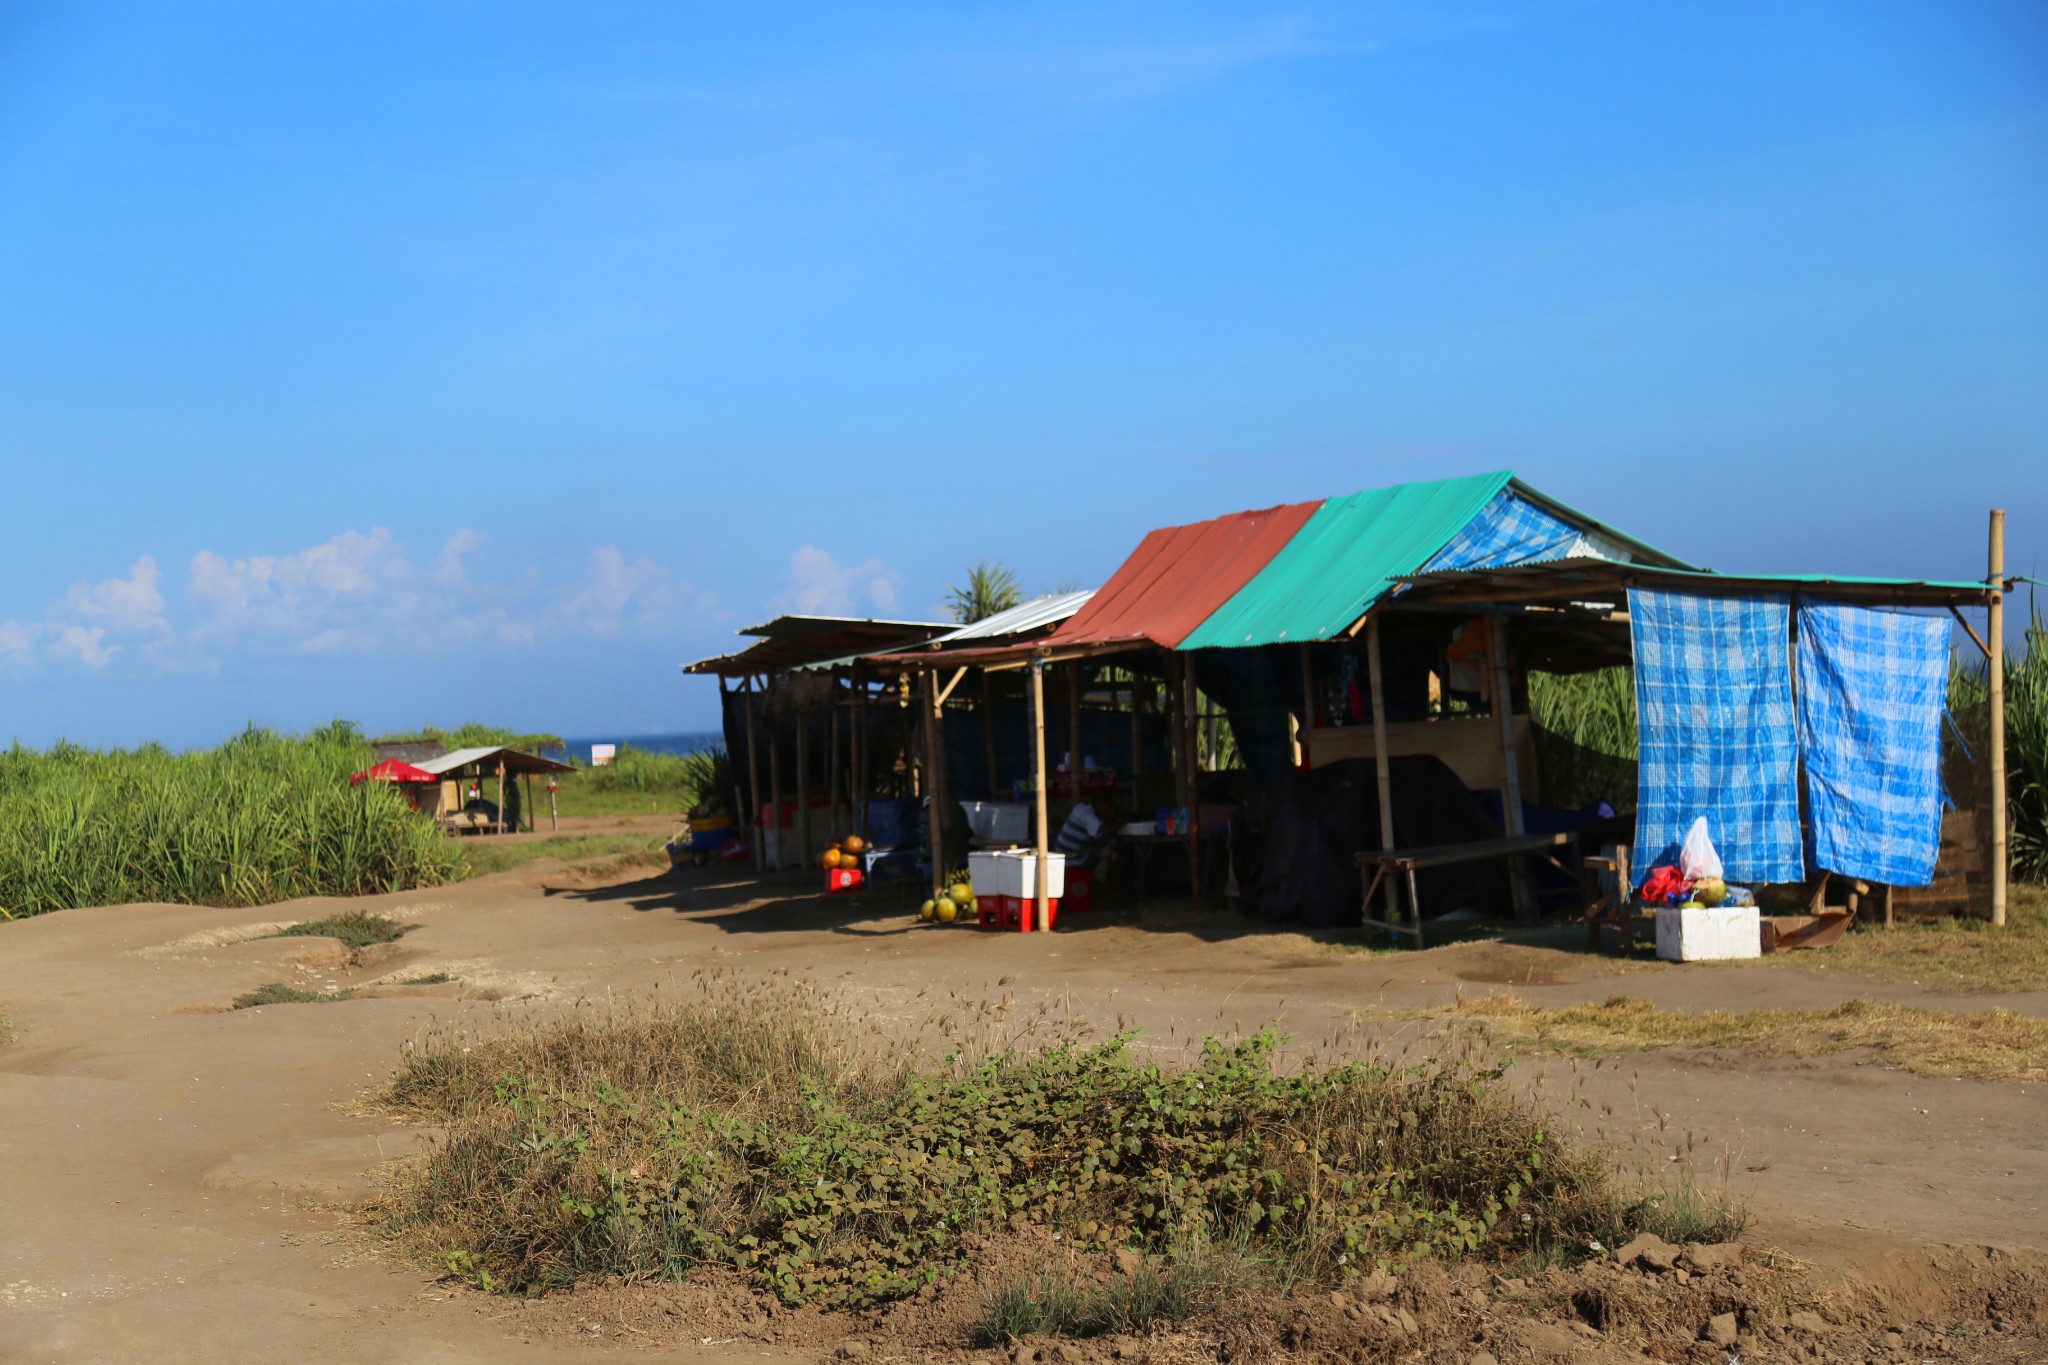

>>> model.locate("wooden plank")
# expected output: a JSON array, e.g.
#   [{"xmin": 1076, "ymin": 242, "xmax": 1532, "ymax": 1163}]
[{"xmin": 1356, "ymin": 831, "xmax": 1575, "ymax": 872}]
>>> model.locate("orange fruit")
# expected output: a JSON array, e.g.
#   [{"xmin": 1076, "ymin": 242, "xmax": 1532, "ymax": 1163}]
[{"xmin": 842, "ymin": 834, "xmax": 865, "ymax": 854}]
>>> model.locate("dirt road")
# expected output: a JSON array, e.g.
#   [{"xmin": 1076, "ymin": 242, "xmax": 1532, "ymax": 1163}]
[{"xmin": 1, "ymin": 862, "xmax": 2042, "ymax": 1362}]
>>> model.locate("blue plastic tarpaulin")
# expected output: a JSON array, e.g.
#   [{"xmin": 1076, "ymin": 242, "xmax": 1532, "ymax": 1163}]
[
  {"xmin": 1795, "ymin": 600, "xmax": 1950, "ymax": 886},
  {"xmin": 1421, "ymin": 490, "xmax": 1611, "ymax": 575},
  {"xmin": 1629, "ymin": 589, "xmax": 1804, "ymax": 885}
]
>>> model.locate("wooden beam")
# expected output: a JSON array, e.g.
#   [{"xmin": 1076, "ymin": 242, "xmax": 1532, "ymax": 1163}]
[
  {"xmin": 1989, "ymin": 508, "xmax": 2007, "ymax": 928},
  {"xmin": 1068, "ymin": 662, "xmax": 1083, "ymax": 803},
  {"xmin": 1031, "ymin": 658, "xmax": 1051, "ymax": 932},
  {"xmin": 1948, "ymin": 604, "xmax": 1992, "ymax": 661},
  {"xmin": 925, "ymin": 670, "xmax": 946, "ymax": 900},
  {"xmin": 855, "ymin": 673, "xmax": 869, "ymax": 844},
  {"xmin": 935, "ymin": 665, "xmax": 970, "ymax": 708},
  {"xmin": 829, "ymin": 679, "xmax": 843, "ymax": 838},
  {"xmin": 1365, "ymin": 614, "xmax": 1398, "ymax": 925}
]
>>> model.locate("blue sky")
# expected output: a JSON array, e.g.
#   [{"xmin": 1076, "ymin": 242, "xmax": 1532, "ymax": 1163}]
[{"xmin": 2, "ymin": 0, "xmax": 2043, "ymax": 748}]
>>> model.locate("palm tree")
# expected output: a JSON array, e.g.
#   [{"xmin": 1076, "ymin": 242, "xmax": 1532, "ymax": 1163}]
[{"xmin": 945, "ymin": 561, "xmax": 1024, "ymax": 624}]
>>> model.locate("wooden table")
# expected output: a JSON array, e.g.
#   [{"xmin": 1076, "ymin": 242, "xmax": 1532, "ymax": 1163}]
[{"xmin": 1357, "ymin": 831, "xmax": 1582, "ymax": 948}]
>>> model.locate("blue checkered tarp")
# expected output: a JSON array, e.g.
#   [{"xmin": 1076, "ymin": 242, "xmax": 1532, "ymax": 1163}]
[
  {"xmin": 1422, "ymin": 491, "xmax": 1599, "ymax": 574},
  {"xmin": 1796, "ymin": 600, "xmax": 1950, "ymax": 886},
  {"xmin": 1629, "ymin": 589, "xmax": 1804, "ymax": 886}
]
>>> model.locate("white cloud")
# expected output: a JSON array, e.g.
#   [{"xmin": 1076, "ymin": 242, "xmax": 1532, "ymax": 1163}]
[
  {"xmin": 52, "ymin": 624, "xmax": 115, "ymax": 669},
  {"xmin": 64, "ymin": 556, "xmax": 167, "ymax": 632},
  {"xmin": 782, "ymin": 545, "xmax": 903, "ymax": 617},
  {"xmin": 0, "ymin": 527, "xmax": 721, "ymax": 673}
]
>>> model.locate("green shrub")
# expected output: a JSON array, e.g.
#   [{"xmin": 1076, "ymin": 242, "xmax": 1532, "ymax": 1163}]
[
  {"xmin": 381, "ymin": 981, "xmax": 1710, "ymax": 1306},
  {"xmin": 233, "ymin": 982, "xmax": 353, "ymax": 1009},
  {"xmin": 269, "ymin": 910, "xmax": 415, "ymax": 950}
]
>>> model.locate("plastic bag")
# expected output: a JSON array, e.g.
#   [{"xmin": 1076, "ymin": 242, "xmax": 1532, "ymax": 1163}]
[{"xmin": 1678, "ymin": 817, "xmax": 1724, "ymax": 881}]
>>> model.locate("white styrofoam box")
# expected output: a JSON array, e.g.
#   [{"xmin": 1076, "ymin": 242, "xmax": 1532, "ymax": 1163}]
[
  {"xmin": 963, "ymin": 801, "xmax": 1031, "ymax": 845},
  {"xmin": 1655, "ymin": 905, "xmax": 1762, "ymax": 962},
  {"xmin": 992, "ymin": 849, "xmax": 1065, "ymax": 899},
  {"xmin": 967, "ymin": 851, "xmax": 1006, "ymax": 896}
]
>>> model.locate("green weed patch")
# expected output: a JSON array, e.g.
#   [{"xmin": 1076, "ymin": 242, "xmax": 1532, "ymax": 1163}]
[
  {"xmin": 268, "ymin": 910, "xmax": 415, "ymax": 951},
  {"xmin": 379, "ymin": 981, "xmax": 1737, "ymax": 1306}
]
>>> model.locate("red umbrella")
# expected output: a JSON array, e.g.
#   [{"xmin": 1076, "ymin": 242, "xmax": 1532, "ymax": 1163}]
[{"xmin": 349, "ymin": 758, "xmax": 438, "ymax": 787}]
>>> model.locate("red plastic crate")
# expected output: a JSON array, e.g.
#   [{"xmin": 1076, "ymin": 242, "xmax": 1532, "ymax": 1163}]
[
  {"xmin": 981, "ymin": 894, "xmax": 1060, "ymax": 932},
  {"xmin": 826, "ymin": 867, "xmax": 864, "ymax": 893}
]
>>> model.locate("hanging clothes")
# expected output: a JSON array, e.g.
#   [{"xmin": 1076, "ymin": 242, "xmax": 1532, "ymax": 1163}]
[
  {"xmin": 1795, "ymin": 599, "xmax": 1950, "ymax": 886},
  {"xmin": 1628, "ymin": 589, "xmax": 1804, "ymax": 885}
]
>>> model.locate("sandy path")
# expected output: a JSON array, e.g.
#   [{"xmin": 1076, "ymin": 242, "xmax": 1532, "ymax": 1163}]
[{"xmin": 1, "ymin": 864, "xmax": 2042, "ymax": 1363}]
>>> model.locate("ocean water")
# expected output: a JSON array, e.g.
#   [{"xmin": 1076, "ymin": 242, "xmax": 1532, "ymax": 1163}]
[{"xmin": 549, "ymin": 731, "xmax": 723, "ymax": 765}]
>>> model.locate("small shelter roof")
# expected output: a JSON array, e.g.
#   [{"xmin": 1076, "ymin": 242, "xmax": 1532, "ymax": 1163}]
[
  {"xmin": 413, "ymin": 746, "xmax": 577, "ymax": 777},
  {"xmin": 861, "ymin": 592, "xmax": 1097, "ymax": 670},
  {"xmin": 682, "ymin": 615, "xmax": 952, "ymax": 677}
]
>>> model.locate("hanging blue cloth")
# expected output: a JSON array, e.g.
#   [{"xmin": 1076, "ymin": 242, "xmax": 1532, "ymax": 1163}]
[
  {"xmin": 1628, "ymin": 589, "xmax": 1804, "ymax": 885},
  {"xmin": 1795, "ymin": 600, "xmax": 1950, "ymax": 886}
]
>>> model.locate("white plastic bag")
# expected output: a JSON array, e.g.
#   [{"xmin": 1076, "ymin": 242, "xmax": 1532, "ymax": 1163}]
[{"xmin": 1678, "ymin": 817, "xmax": 1723, "ymax": 881}]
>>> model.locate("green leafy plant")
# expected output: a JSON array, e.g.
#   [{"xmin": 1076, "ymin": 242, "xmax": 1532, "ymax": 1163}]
[
  {"xmin": 269, "ymin": 910, "xmax": 416, "ymax": 951},
  {"xmin": 379, "ymin": 980, "xmax": 1723, "ymax": 1306},
  {"xmin": 233, "ymin": 982, "xmax": 353, "ymax": 1009}
]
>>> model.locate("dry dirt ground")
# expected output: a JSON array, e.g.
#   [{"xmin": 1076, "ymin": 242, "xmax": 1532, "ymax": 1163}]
[{"xmin": 1, "ymin": 860, "xmax": 2044, "ymax": 1364}]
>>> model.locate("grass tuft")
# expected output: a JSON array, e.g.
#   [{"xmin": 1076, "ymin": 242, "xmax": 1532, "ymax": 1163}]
[
  {"xmin": 1396, "ymin": 991, "xmax": 2048, "ymax": 1081},
  {"xmin": 395, "ymin": 973, "xmax": 452, "ymax": 986},
  {"xmin": 233, "ymin": 982, "xmax": 354, "ymax": 1009},
  {"xmin": 268, "ymin": 910, "xmax": 415, "ymax": 951}
]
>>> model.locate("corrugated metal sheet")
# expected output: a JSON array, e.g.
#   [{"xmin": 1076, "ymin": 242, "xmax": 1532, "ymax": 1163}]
[
  {"xmin": 932, "ymin": 590, "xmax": 1095, "ymax": 645},
  {"xmin": 1043, "ymin": 500, "xmax": 1324, "ymax": 651},
  {"xmin": 682, "ymin": 616, "xmax": 952, "ymax": 675},
  {"xmin": 415, "ymin": 746, "xmax": 575, "ymax": 776},
  {"xmin": 1181, "ymin": 473, "xmax": 1512, "ymax": 649}
]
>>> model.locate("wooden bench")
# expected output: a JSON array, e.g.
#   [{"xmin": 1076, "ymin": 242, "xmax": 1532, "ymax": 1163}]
[{"xmin": 1357, "ymin": 831, "xmax": 1583, "ymax": 949}]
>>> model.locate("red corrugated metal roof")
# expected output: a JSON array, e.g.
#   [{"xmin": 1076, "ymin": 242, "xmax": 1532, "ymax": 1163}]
[{"xmin": 1043, "ymin": 499, "xmax": 1324, "ymax": 651}]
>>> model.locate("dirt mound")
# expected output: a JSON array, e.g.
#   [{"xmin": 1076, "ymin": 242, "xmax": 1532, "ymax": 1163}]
[{"xmin": 480, "ymin": 1232, "xmax": 2048, "ymax": 1364}]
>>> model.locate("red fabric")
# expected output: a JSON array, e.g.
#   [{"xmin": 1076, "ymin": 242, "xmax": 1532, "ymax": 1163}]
[
  {"xmin": 1640, "ymin": 865, "xmax": 1692, "ymax": 904},
  {"xmin": 348, "ymin": 759, "xmax": 437, "ymax": 787}
]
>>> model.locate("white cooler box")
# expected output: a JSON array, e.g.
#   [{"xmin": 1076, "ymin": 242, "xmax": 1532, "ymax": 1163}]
[
  {"xmin": 1656, "ymin": 905, "xmax": 1762, "ymax": 962},
  {"xmin": 969, "ymin": 849, "xmax": 1066, "ymax": 899}
]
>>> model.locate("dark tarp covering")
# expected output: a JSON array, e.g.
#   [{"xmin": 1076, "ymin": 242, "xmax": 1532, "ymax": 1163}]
[{"xmin": 1233, "ymin": 756, "xmax": 1508, "ymax": 928}]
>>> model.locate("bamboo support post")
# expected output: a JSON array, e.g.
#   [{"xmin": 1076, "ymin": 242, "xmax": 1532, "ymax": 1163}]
[
  {"xmin": 1181, "ymin": 656, "xmax": 1202, "ymax": 905},
  {"xmin": 1128, "ymin": 671, "xmax": 1142, "ymax": 778},
  {"xmin": 829, "ymin": 683, "xmax": 843, "ymax": 837},
  {"xmin": 796, "ymin": 707, "xmax": 812, "ymax": 869},
  {"xmin": 926, "ymin": 670, "xmax": 947, "ymax": 900},
  {"xmin": 1032, "ymin": 658, "xmax": 1051, "ymax": 932},
  {"xmin": 1299, "ymin": 642, "xmax": 1315, "ymax": 768},
  {"xmin": 495, "ymin": 762, "xmax": 507, "ymax": 836},
  {"xmin": 523, "ymin": 774, "xmax": 534, "ymax": 833},
  {"xmin": 768, "ymin": 694, "xmax": 785, "ymax": 871},
  {"xmin": 1487, "ymin": 614, "xmax": 1534, "ymax": 917},
  {"xmin": 1989, "ymin": 508, "xmax": 2007, "ymax": 928},
  {"xmin": 743, "ymin": 677, "xmax": 765, "ymax": 871},
  {"xmin": 981, "ymin": 672, "xmax": 999, "ymax": 799},
  {"xmin": 1365, "ymin": 615, "xmax": 1398, "ymax": 922},
  {"xmin": 1069, "ymin": 663, "xmax": 1083, "ymax": 803},
  {"xmin": 855, "ymin": 675, "xmax": 869, "ymax": 842}
]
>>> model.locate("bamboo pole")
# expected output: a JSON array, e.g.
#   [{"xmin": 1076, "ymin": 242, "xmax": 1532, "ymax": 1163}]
[
  {"xmin": 1366, "ymin": 615, "xmax": 1397, "ymax": 921},
  {"xmin": 855, "ymin": 673, "xmax": 869, "ymax": 842},
  {"xmin": 1487, "ymin": 614, "xmax": 1534, "ymax": 917},
  {"xmin": 495, "ymin": 761, "xmax": 507, "ymax": 836},
  {"xmin": 1032, "ymin": 657, "xmax": 1051, "ymax": 932},
  {"xmin": 1069, "ymin": 663, "xmax": 1083, "ymax": 803},
  {"xmin": 796, "ymin": 705, "xmax": 812, "ymax": 870},
  {"xmin": 926, "ymin": 669, "xmax": 946, "ymax": 901},
  {"xmin": 768, "ymin": 690, "xmax": 785, "ymax": 871},
  {"xmin": 1128, "ymin": 671, "xmax": 1142, "ymax": 779},
  {"xmin": 1299, "ymin": 642, "xmax": 1315, "ymax": 768},
  {"xmin": 981, "ymin": 672, "xmax": 999, "ymax": 800},
  {"xmin": 523, "ymin": 774, "xmax": 534, "ymax": 833},
  {"xmin": 828, "ymin": 680, "xmax": 842, "ymax": 837},
  {"xmin": 1181, "ymin": 655, "xmax": 1202, "ymax": 905},
  {"xmin": 743, "ymin": 677, "xmax": 765, "ymax": 871},
  {"xmin": 1990, "ymin": 509, "xmax": 2008, "ymax": 928}
]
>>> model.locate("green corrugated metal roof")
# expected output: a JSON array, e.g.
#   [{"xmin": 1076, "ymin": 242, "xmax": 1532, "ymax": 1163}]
[{"xmin": 1179, "ymin": 471, "xmax": 1512, "ymax": 649}]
